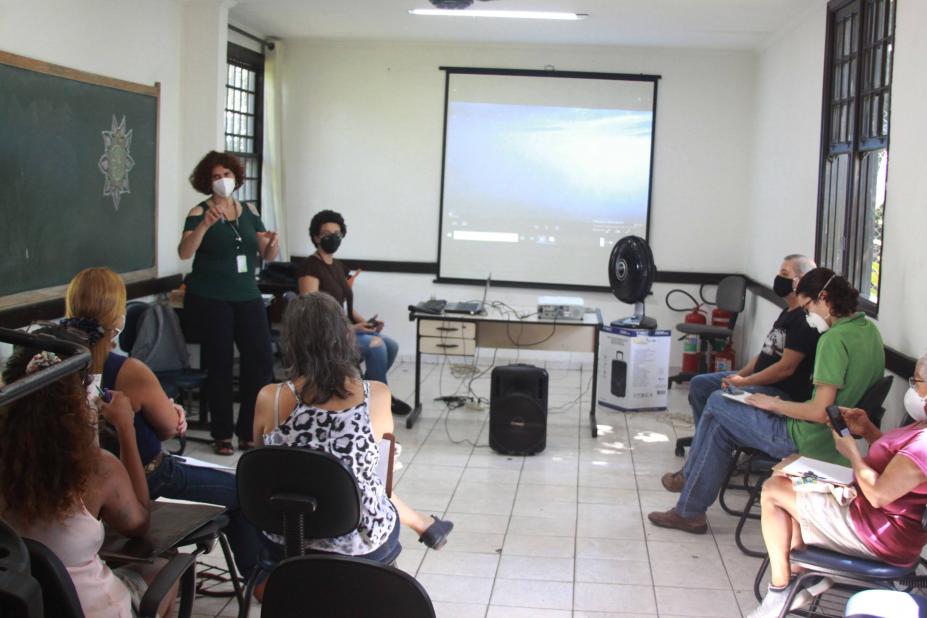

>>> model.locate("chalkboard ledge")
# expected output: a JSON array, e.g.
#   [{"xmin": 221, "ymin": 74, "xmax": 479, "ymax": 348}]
[{"xmin": 0, "ymin": 274, "xmax": 182, "ymax": 329}]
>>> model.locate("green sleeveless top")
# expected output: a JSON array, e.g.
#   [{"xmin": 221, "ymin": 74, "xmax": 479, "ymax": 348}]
[{"xmin": 182, "ymin": 200, "xmax": 266, "ymax": 302}]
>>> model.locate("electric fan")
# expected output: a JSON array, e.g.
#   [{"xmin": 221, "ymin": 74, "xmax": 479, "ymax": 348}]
[{"xmin": 607, "ymin": 235, "xmax": 657, "ymax": 329}]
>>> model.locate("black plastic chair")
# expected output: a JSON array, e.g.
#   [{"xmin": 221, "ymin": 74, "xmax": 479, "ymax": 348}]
[
  {"xmin": 728, "ymin": 375, "xmax": 895, "ymax": 558},
  {"xmin": 236, "ymin": 446, "xmax": 365, "ymax": 618},
  {"xmin": 23, "ymin": 537, "xmax": 196, "ymax": 618},
  {"xmin": 261, "ymin": 554, "xmax": 435, "ymax": 618},
  {"xmin": 751, "ymin": 508, "xmax": 927, "ymax": 616},
  {"xmin": 0, "ymin": 519, "xmax": 42, "ymax": 618},
  {"xmin": 121, "ymin": 300, "xmax": 208, "ymax": 440}
]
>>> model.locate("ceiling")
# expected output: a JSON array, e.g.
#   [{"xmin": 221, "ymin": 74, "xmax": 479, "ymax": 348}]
[{"xmin": 230, "ymin": 0, "xmax": 817, "ymax": 50}]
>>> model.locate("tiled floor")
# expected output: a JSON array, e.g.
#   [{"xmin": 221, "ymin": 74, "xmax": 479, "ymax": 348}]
[{"xmin": 185, "ymin": 358, "xmax": 767, "ymax": 617}]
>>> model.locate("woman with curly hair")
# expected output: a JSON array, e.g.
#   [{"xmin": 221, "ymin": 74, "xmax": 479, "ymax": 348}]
[
  {"xmin": 178, "ymin": 150, "xmax": 279, "ymax": 455},
  {"xmin": 0, "ymin": 326, "xmax": 175, "ymax": 617},
  {"xmin": 64, "ymin": 266, "xmax": 259, "ymax": 580}
]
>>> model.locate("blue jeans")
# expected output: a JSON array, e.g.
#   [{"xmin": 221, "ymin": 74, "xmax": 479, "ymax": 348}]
[
  {"xmin": 688, "ymin": 371, "xmax": 736, "ymax": 427},
  {"xmin": 148, "ymin": 454, "xmax": 260, "ymax": 577},
  {"xmin": 676, "ymin": 388, "xmax": 796, "ymax": 517},
  {"xmin": 356, "ymin": 332, "xmax": 399, "ymax": 384}
]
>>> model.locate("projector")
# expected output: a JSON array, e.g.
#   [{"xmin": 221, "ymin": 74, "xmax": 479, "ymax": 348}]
[
  {"xmin": 429, "ymin": 0, "xmax": 474, "ymax": 8},
  {"xmin": 538, "ymin": 296, "xmax": 585, "ymax": 321}
]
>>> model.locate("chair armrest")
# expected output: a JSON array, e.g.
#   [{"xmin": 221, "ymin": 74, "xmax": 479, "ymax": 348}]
[{"xmin": 138, "ymin": 552, "xmax": 196, "ymax": 618}]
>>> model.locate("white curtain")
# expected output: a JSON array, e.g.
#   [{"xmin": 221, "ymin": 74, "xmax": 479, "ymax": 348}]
[{"xmin": 261, "ymin": 41, "xmax": 288, "ymax": 261}]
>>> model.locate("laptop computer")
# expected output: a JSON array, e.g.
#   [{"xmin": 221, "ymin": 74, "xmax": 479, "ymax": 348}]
[{"xmin": 445, "ymin": 274, "xmax": 491, "ymax": 315}]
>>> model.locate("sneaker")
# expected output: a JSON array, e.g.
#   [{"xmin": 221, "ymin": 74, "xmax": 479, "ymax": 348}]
[
  {"xmin": 746, "ymin": 579, "xmax": 833, "ymax": 618},
  {"xmin": 391, "ymin": 396, "xmax": 412, "ymax": 416},
  {"xmin": 646, "ymin": 508, "xmax": 708, "ymax": 534},
  {"xmin": 661, "ymin": 469, "xmax": 685, "ymax": 492}
]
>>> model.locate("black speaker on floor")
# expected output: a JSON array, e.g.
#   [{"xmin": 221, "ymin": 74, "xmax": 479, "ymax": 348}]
[{"xmin": 489, "ymin": 364, "xmax": 548, "ymax": 455}]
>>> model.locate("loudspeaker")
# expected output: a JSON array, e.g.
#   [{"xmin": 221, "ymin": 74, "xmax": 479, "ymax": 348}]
[{"xmin": 489, "ymin": 364, "xmax": 548, "ymax": 455}]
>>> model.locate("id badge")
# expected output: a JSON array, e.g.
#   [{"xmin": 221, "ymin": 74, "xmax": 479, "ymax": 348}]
[{"xmin": 236, "ymin": 254, "xmax": 248, "ymax": 274}]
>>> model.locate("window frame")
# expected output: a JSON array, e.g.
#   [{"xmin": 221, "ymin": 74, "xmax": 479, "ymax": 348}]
[
  {"xmin": 225, "ymin": 42, "xmax": 265, "ymax": 214},
  {"xmin": 814, "ymin": 0, "xmax": 896, "ymax": 316}
]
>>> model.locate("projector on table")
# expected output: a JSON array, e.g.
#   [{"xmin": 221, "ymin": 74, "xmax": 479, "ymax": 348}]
[{"xmin": 538, "ymin": 296, "xmax": 585, "ymax": 321}]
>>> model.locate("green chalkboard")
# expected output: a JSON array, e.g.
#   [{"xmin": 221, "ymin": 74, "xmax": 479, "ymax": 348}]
[{"xmin": 0, "ymin": 51, "xmax": 158, "ymax": 307}]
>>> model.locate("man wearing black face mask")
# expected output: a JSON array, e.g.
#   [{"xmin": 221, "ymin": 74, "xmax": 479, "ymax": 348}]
[
  {"xmin": 296, "ymin": 210, "xmax": 412, "ymax": 416},
  {"xmin": 656, "ymin": 255, "xmax": 820, "ymax": 495}
]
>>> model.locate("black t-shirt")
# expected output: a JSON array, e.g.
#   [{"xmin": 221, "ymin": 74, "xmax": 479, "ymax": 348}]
[
  {"xmin": 754, "ymin": 307, "xmax": 820, "ymax": 401},
  {"xmin": 296, "ymin": 254, "xmax": 354, "ymax": 318}
]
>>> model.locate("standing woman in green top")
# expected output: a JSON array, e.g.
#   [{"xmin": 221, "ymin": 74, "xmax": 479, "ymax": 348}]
[{"xmin": 178, "ymin": 151, "xmax": 279, "ymax": 455}]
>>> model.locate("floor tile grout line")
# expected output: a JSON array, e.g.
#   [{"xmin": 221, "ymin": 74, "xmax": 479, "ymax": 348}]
[{"xmin": 628, "ymin": 409, "xmax": 661, "ymax": 616}]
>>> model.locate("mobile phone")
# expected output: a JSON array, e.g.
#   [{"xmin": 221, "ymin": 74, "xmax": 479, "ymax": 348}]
[
  {"xmin": 826, "ymin": 404, "xmax": 850, "ymax": 437},
  {"xmin": 96, "ymin": 385, "xmax": 112, "ymax": 404},
  {"xmin": 366, "ymin": 314, "xmax": 378, "ymax": 326}
]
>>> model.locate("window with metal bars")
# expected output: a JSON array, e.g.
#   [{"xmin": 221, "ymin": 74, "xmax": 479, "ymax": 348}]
[
  {"xmin": 225, "ymin": 43, "xmax": 264, "ymax": 213},
  {"xmin": 816, "ymin": 0, "xmax": 895, "ymax": 311}
]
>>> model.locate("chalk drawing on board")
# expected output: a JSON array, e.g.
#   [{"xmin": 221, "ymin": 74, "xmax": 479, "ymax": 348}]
[{"xmin": 98, "ymin": 115, "xmax": 135, "ymax": 210}]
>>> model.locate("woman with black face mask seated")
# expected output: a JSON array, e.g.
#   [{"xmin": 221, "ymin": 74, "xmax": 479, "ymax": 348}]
[{"xmin": 296, "ymin": 209, "xmax": 411, "ymax": 415}]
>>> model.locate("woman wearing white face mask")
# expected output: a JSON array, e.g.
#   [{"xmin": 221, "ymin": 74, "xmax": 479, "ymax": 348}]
[
  {"xmin": 177, "ymin": 151, "xmax": 279, "ymax": 455},
  {"xmin": 747, "ymin": 267, "xmax": 885, "ymax": 466},
  {"xmin": 746, "ymin": 352, "xmax": 927, "ymax": 618}
]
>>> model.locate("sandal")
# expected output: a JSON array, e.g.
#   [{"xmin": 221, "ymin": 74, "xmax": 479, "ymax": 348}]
[
  {"xmin": 238, "ymin": 440, "xmax": 256, "ymax": 451},
  {"xmin": 212, "ymin": 440, "xmax": 234, "ymax": 456},
  {"xmin": 418, "ymin": 515, "xmax": 454, "ymax": 550}
]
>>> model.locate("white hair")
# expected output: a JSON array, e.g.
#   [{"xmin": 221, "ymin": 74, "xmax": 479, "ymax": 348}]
[{"xmin": 784, "ymin": 254, "xmax": 816, "ymax": 277}]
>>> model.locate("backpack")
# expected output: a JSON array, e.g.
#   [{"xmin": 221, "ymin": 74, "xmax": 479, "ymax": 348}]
[{"xmin": 130, "ymin": 298, "xmax": 191, "ymax": 373}]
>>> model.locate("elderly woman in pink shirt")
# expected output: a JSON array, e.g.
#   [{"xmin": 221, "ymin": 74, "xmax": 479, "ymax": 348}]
[{"xmin": 748, "ymin": 351, "xmax": 927, "ymax": 618}]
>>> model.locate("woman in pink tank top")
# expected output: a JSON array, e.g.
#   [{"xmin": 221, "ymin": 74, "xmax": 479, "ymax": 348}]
[
  {"xmin": 747, "ymin": 352, "xmax": 927, "ymax": 618},
  {"xmin": 0, "ymin": 326, "xmax": 175, "ymax": 618}
]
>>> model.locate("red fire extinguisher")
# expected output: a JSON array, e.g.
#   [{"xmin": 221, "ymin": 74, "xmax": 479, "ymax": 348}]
[
  {"xmin": 712, "ymin": 342, "xmax": 736, "ymax": 372},
  {"xmin": 681, "ymin": 306, "xmax": 707, "ymax": 373}
]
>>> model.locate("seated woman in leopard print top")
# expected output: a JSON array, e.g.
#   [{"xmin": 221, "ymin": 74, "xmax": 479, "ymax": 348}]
[{"xmin": 253, "ymin": 293, "xmax": 452, "ymax": 566}]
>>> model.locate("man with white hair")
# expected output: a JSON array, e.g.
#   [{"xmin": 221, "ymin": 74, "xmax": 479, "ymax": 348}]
[{"xmin": 650, "ymin": 254, "xmax": 820, "ymax": 533}]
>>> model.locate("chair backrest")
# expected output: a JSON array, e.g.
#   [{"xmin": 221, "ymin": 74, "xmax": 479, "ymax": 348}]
[
  {"xmin": 713, "ymin": 276, "xmax": 747, "ymax": 315},
  {"xmin": 856, "ymin": 375, "xmax": 894, "ymax": 430},
  {"xmin": 237, "ymin": 447, "xmax": 362, "ymax": 558},
  {"xmin": 0, "ymin": 520, "xmax": 43, "ymax": 618},
  {"xmin": 261, "ymin": 555, "xmax": 436, "ymax": 618},
  {"xmin": 23, "ymin": 538, "xmax": 84, "ymax": 618}
]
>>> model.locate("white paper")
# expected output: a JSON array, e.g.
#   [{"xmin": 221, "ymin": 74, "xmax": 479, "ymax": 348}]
[
  {"xmin": 780, "ymin": 456, "xmax": 854, "ymax": 486},
  {"xmin": 171, "ymin": 454, "xmax": 235, "ymax": 474},
  {"xmin": 722, "ymin": 390, "xmax": 754, "ymax": 405}
]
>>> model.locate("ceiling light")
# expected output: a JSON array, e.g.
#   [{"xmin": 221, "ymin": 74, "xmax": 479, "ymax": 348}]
[{"xmin": 409, "ymin": 9, "xmax": 588, "ymax": 20}]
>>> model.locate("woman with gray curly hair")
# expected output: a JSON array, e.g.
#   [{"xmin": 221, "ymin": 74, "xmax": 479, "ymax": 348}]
[{"xmin": 252, "ymin": 293, "xmax": 452, "ymax": 573}]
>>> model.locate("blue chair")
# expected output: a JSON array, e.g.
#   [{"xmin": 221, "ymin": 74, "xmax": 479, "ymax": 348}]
[{"xmin": 751, "ymin": 508, "xmax": 927, "ymax": 617}]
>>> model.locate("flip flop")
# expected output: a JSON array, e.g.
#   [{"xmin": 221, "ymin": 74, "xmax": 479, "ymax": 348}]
[
  {"xmin": 418, "ymin": 515, "xmax": 454, "ymax": 550},
  {"xmin": 212, "ymin": 440, "xmax": 234, "ymax": 456}
]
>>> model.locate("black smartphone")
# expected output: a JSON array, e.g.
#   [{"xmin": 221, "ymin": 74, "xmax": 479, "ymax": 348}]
[{"xmin": 826, "ymin": 404, "xmax": 850, "ymax": 437}]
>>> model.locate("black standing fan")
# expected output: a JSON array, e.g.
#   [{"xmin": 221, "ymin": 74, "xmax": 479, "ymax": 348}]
[{"xmin": 608, "ymin": 235, "xmax": 657, "ymax": 329}]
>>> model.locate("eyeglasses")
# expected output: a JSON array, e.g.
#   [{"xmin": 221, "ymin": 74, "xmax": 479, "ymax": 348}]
[{"xmin": 910, "ymin": 377, "xmax": 926, "ymax": 389}]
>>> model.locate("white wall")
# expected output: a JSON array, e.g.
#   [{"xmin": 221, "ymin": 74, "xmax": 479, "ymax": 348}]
[
  {"xmin": 0, "ymin": 0, "xmax": 230, "ymax": 281},
  {"xmin": 744, "ymin": 0, "xmax": 927, "ymax": 429},
  {"xmin": 279, "ymin": 40, "xmax": 757, "ymax": 272}
]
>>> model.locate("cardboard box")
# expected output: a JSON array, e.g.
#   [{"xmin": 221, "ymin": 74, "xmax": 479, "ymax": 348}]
[{"xmin": 597, "ymin": 326, "xmax": 671, "ymax": 412}]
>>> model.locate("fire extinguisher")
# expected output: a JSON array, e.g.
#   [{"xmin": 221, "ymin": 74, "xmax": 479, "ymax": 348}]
[
  {"xmin": 666, "ymin": 290, "xmax": 707, "ymax": 374},
  {"xmin": 712, "ymin": 342, "xmax": 736, "ymax": 372},
  {"xmin": 710, "ymin": 307, "xmax": 734, "ymax": 360}
]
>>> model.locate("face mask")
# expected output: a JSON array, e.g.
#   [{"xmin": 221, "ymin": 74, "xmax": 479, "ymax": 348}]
[
  {"xmin": 805, "ymin": 310, "xmax": 830, "ymax": 333},
  {"xmin": 212, "ymin": 177, "xmax": 235, "ymax": 198},
  {"xmin": 319, "ymin": 233, "xmax": 342, "ymax": 254},
  {"xmin": 773, "ymin": 275, "xmax": 795, "ymax": 297},
  {"xmin": 904, "ymin": 387, "xmax": 927, "ymax": 422}
]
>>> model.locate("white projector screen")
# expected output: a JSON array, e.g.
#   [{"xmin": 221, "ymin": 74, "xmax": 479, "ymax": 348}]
[{"xmin": 437, "ymin": 69, "xmax": 658, "ymax": 289}]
